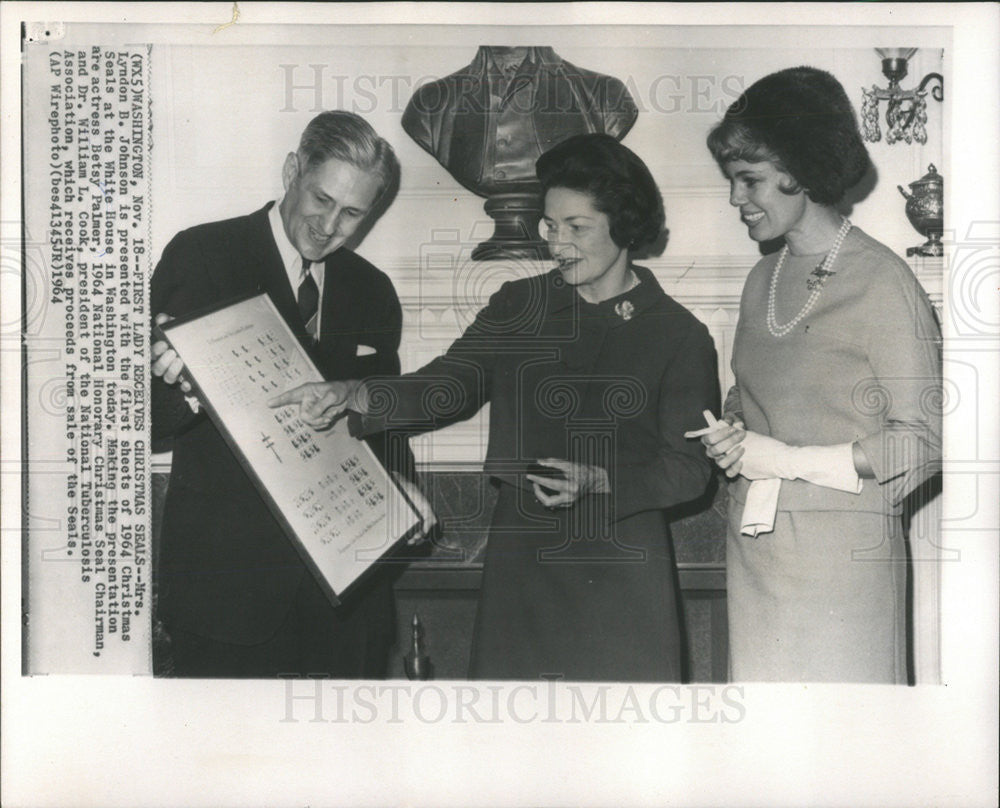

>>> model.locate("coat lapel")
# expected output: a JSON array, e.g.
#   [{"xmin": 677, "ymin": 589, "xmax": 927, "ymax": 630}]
[
  {"xmin": 315, "ymin": 250, "xmax": 359, "ymax": 378},
  {"xmin": 255, "ymin": 207, "xmax": 299, "ymax": 320},
  {"xmin": 241, "ymin": 203, "xmax": 313, "ymax": 347}
]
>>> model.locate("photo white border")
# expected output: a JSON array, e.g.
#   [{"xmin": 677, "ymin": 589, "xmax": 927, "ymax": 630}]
[{"xmin": 2, "ymin": 3, "xmax": 997, "ymax": 806}]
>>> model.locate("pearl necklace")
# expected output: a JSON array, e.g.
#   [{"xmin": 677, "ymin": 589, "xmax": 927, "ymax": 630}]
[{"xmin": 766, "ymin": 217, "xmax": 852, "ymax": 338}]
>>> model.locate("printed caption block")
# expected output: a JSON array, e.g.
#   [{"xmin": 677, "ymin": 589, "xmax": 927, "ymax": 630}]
[{"xmin": 23, "ymin": 45, "xmax": 153, "ymax": 673}]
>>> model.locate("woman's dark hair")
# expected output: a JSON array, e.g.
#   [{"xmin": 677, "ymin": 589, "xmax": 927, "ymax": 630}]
[
  {"xmin": 706, "ymin": 66, "xmax": 870, "ymax": 205},
  {"xmin": 536, "ymin": 133, "xmax": 664, "ymax": 250}
]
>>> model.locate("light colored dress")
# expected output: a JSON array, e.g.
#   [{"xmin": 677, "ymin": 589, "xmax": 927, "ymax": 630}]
[{"xmin": 725, "ymin": 226, "xmax": 941, "ymax": 683}]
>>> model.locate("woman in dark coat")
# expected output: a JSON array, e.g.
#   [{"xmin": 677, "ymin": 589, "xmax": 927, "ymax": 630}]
[{"xmin": 274, "ymin": 134, "xmax": 719, "ymax": 681}]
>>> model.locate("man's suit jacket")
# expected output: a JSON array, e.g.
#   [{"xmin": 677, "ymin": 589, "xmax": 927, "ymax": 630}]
[{"xmin": 152, "ymin": 203, "xmax": 410, "ymax": 645}]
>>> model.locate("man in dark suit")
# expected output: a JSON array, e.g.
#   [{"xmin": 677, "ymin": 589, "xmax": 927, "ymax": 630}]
[{"xmin": 151, "ymin": 111, "xmax": 430, "ymax": 678}]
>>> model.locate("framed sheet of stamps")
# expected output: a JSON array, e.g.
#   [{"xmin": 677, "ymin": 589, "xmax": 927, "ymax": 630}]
[{"xmin": 159, "ymin": 292, "xmax": 421, "ymax": 605}]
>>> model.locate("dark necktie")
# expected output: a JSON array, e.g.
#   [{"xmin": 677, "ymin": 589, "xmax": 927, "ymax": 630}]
[{"xmin": 297, "ymin": 258, "xmax": 319, "ymax": 338}]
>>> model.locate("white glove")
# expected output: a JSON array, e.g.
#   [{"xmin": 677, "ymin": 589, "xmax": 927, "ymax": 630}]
[
  {"xmin": 739, "ymin": 432, "xmax": 862, "ymax": 494},
  {"xmin": 740, "ymin": 478, "xmax": 782, "ymax": 537}
]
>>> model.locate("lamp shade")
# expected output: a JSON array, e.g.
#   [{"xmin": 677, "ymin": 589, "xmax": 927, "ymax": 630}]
[{"xmin": 875, "ymin": 47, "xmax": 918, "ymax": 61}]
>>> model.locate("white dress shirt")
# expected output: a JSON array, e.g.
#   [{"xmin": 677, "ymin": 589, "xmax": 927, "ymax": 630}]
[{"xmin": 269, "ymin": 201, "xmax": 324, "ymax": 336}]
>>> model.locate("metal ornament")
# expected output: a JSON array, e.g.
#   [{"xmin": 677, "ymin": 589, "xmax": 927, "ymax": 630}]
[
  {"xmin": 860, "ymin": 48, "xmax": 943, "ymax": 145},
  {"xmin": 898, "ymin": 164, "xmax": 944, "ymax": 257}
]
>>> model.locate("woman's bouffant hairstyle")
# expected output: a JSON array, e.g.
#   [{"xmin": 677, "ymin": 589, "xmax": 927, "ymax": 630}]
[
  {"xmin": 536, "ymin": 133, "xmax": 664, "ymax": 250},
  {"xmin": 706, "ymin": 66, "xmax": 870, "ymax": 205}
]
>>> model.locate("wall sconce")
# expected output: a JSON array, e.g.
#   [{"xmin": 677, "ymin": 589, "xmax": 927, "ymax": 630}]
[{"xmin": 860, "ymin": 48, "xmax": 943, "ymax": 144}]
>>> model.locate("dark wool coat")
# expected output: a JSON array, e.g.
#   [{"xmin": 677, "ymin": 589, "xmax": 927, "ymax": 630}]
[{"xmin": 356, "ymin": 266, "xmax": 719, "ymax": 680}]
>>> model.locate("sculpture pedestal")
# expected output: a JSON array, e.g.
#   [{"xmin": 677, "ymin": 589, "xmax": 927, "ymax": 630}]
[{"xmin": 472, "ymin": 192, "xmax": 550, "ymax": 261}]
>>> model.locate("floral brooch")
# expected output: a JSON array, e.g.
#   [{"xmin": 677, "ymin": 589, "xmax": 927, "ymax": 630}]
[
  {"xmin": 614, "ymin": 300, "xmax": 635, "ymax": 321},
  {"xmin": 806, "ymin": 266, "xmax": 837, "ymax": 292}
]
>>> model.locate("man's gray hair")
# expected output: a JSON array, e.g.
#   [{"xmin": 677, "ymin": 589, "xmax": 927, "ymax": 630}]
[{"xmin": 297, "ymin": 110, "xmax": 399, "ymax": 199}]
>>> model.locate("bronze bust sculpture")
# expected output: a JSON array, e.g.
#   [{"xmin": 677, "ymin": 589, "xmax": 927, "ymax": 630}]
[{"xmin": 403, "ymin": 46, "xmax": 638, "ymax": 259}]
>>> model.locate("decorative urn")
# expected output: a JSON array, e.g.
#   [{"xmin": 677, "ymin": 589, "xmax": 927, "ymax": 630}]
[{"xmin": 898, "ymin": 163, "xmax": 943, "ymax": 257}]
